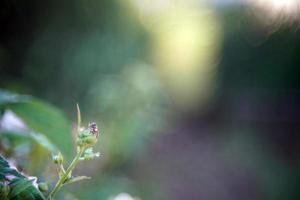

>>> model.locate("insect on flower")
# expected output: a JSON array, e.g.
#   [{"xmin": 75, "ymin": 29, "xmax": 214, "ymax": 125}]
[{"xmin": 89, "ymin": 122, "xmax": 99, "ymax": 138}]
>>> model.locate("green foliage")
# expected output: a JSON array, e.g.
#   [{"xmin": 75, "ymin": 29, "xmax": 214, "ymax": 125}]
[
  {"xmin": 0, "ymin": 131, "xmax": 57, "ymax": 154},
  {"xmin": 0, "ymin": 99, "xmax": 100, "ymax": 199},
  {"xmin": 0, "ymin": 156, "xmax": 45, "ymax": 200},
  {"xmin": 0, "ymin": 182, "xmax": 9, "ymax": 200},
  {"xmin": 0, "ymin": 155, "xmax": 25, "ymax": 180},
  {"xmin": 9, "ymin": 100, "xmax": 72, "ymax": 157},
  {"xmin": 62, "ymin": 176, "xmax": 90, "ymax": 186},
  {"xmin": 0, "ymin": 89, "xmax": 72, "ymax": 158},
  {"xmin": 8, "ymin": 178, "xmax": 44, "ymax": 200}
]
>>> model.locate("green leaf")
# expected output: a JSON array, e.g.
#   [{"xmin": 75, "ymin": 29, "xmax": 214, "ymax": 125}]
[
  {"xmin": 0, "ymin": 130, "xmax": 58, "ymax": 153},
  {"xmin": 29, "ymin": 132, "xmax": 57, "ymax": 153},
  {"xmin": 0, "ymin": 155, "xmax": 26, "ymax": 181},
  {"xmin": 63, "ymin": 176, "xmax": 91, "ymax": 185},
  {"xmin": 0, "ymin": 90, "xmax": 73, "ymax": 158},
  {"xmin": 0, "ymin": 156, "xmax": 45, "ymax": 200},
  {"xmin": 0, "ymin": 155, "xmax": 10, "ymax": 168},
  {"xmin": 6, "ymin": 100, "xmax": 73, "ymax": 157},
  {"xmin": 0, "ymin": 182, "xmax": 10, "ymax": 200},
  {"xmin": 8, "ymin": 178, "xmax": 45, "ymax": 200},
  {"xmin": 0, "ymin": 90, "xmax": 31, "ymax": 105}
]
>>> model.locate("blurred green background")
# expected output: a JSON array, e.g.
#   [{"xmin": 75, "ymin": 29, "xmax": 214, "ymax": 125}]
[{"xmin": 1, "ymin": 0, "xmax": 300, "ymax": 199}]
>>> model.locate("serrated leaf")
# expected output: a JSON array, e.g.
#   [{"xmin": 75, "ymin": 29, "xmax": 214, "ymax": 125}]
[
  {"xmin": 0, "ymin": 156, "xmax": 45, "ymax": 200},
  {"xmin": 0, "ymin": 155, "xmax": 26, "ymax": 181},
  {"xmin": 8, "ymin": 178, "xmax": 45, "ymax": 200},
  {"xmin": 0, "ymin": 155, "xmax": 10, "ymax": 168},
  {"xmin": 9, "ymin": 178, "xmax": 33, "ymax": 198}
]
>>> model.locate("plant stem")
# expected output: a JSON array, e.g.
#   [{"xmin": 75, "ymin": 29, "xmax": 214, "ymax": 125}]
[{"xmin": 48, "ymin": 147, "xmax": 85, "ymax": 200}]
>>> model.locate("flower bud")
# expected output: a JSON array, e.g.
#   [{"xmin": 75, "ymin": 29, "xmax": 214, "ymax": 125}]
[
  {"xmin": 83, "ymin": 135, "xmax": 98, "ymax": 145},
  {"xmin": 38, "ymin": 182, "xmax": 48, "ymax": 192},
  {"xmin": 53, "ymin": 152, "xmax": 64, "ymax": 164},
  {"xmin": 82, "ymin": 148, "xmax": 100, "ymax": 160},
  {"xmin": 83, "ymin": 154, "xmax": 94, "ymax": 160},
  {"xmin": 76, "ymin": 122, "xmax": 99, "ymax": 147}
]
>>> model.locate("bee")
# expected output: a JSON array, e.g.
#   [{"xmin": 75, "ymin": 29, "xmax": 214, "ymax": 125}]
[{"xmin": 89, "ymin": 122, "xmax": 99, "ymax": 138}]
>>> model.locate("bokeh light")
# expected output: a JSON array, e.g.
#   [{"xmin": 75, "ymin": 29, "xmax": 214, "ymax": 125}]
[
  {"xmin": 247, "ymin": 0, "xmax": 300, "ymax": 23},
  {"xmin": 129, "ymin": 0, "xmax": 222, "ymax": 110}
]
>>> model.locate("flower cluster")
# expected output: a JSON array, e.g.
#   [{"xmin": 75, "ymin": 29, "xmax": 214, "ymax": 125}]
[
  {"xmin": 76, "ymin": 122, "xmax": 99, "ymax": 147},
  {"xmin": 48, "ymin": 105, "xmax": 100, "ymax": 200}
]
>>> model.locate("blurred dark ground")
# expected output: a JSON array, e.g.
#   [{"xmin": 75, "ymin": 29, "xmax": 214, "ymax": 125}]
[{"xmin": 1, "ymin": 0, "xmax": 300, "ymax": 199}]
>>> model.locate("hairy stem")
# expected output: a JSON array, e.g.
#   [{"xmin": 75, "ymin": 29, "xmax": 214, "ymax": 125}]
[{"xmin": 48, "ymin": 147, "xmax": 85, "ymax": 200}]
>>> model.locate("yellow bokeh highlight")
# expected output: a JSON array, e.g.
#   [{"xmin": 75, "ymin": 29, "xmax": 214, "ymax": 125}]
[{"xmin": 125, "ymin": 0, "xmax": 223, "ymax": 110}]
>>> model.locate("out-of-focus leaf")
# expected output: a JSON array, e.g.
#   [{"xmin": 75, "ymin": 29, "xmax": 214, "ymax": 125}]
[
  {"xmin": 0, "ymin": 90, "xmax": 73, "ymax": 158},
  {"xmin": 0, "ymin": 90, "xmax": 31, "ymax": 105},
  {"xmin": 0, "ymin": 130, "xmax": 58, "ymax": 153},
  {"xmin": 0, "ymin": 130, "xmax": 57, "ymax": 175},
  {"xmin": 7, "ymin": 100, "xmax": 72, "ymax": 157},
  {"xmin": 29, "ymin": 132, "xmax": 57, "ymax": 153}
]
